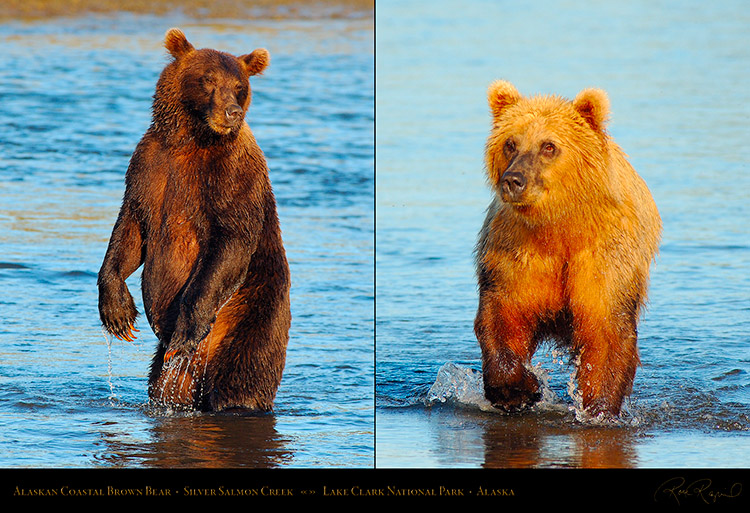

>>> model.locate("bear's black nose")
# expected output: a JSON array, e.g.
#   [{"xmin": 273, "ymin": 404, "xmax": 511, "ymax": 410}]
[
  {"xmin": 225, "ymin": 104, "xmax": 243, "ymax": 123},
  {"xmin": 501, "ymin": 170, "xmax": 526, "ymax": 198}
]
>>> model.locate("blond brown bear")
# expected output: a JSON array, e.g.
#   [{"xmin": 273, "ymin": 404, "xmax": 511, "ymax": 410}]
[{"xmin": 474, "ymin": 80, "xmax": 661, "ymax": 417}]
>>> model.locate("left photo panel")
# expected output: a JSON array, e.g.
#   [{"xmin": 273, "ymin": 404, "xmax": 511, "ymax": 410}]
[{"xmin": 0, "ymin": 1, "xmax": 374, "ymax": 470}]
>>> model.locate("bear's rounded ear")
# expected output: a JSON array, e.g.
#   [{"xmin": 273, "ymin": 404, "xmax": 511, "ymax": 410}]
[
  {"xmin": 165, "ymin": 28, "xmax": 194, "ymax": 59},
  {"xmin": 488, "ymin": 80, "xmax": 521, "ymax": 120},
  {"xmin": 573, "ymin": 88, "xmax": 610, "ymax": 132},
  {"xmin": 240, "ymin": 49, "xmax": 270, "ymax": 76}
]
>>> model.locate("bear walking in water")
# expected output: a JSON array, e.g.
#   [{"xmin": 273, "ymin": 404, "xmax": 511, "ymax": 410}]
[
  {"xmin": 475, "ymin": 80, "xmax": 661, "ymax": 418},
  {"xmin": 98, "ymin": 28, "xmax": 291, "ymax": 412}
]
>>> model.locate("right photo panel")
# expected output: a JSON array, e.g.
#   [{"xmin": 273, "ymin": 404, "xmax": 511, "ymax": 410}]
[{"xmin": 375, "ymin": 0, "xmax": 750, "ymax": 473}]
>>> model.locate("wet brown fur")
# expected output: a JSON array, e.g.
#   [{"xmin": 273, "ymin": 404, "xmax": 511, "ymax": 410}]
[
  {"xmin": 98, "ymin": 28, "xmax": 290, "ymax": 412},
  {"xmin": 475, "ymin": 80, "xmax": 661, "ymax": 417}
]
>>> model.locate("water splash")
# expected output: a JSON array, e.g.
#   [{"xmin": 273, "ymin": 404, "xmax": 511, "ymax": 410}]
[
  {"xmin": 102, "ymin": 326, "xmax": 142, "ymax": 407},
  {"xmin": 426, "ymin": 361, "xmax": 566, "ymax": 413},
  {"xmin": 562, "ymin": 353, "xmax": 638, "ymax": 427},
  {"xmin": 151, "ymin": 341, "xmax": 211, "ymax": 410},
  {"xmin": 426, "ymin": 362, "xmax": 494, "ymax": 411},
  {"xmin": 426, "ymin": 359, "xmax": 636, "ymax": 425},
  {"xmin": 102, "ymin": 328, "xmax": 117, "ymax": 404}
]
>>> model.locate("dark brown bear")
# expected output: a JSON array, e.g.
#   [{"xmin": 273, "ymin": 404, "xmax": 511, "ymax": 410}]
[{"xmin": 98, "ymin": 28, "xmax": 291, "ymax": 412}]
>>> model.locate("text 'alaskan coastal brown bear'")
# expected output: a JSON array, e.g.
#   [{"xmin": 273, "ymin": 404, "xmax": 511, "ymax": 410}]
[
  {"xmin": 98, "ymin": 28, "xmax": 291, "ymax": 412},
  {"xmin": 474, "ymin": 80, "xmax": 661, "ymax": 418}
]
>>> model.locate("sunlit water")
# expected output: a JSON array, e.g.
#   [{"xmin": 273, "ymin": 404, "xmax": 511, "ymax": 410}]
[
  {"xmin": 376, "ymin": 0, "xmax": 750, "ymax": 468},
  {"xmin": 0, "ymin": 12, "xmax": 373, "ymax": 467}
]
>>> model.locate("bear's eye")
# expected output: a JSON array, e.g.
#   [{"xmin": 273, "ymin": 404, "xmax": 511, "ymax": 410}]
[
  {"xmin": 202, "ymin": 75, "xmax": 217, "ymax": 89},
  {"xmin": 541, "ymin": 142, "xmax": 557, "ymax": 156},
  {"xmin": 504, "ymin": 139, "xmax": 516, "ymax": 154}
]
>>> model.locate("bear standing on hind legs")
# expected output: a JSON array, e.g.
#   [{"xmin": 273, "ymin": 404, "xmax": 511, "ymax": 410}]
[
  {"xmin": 474, "ymin": 80, "xmax": 661, "ymax": 418},
  {"xmin": 97, "ymin": 28, "xmax": 291, "ymax": 412}
]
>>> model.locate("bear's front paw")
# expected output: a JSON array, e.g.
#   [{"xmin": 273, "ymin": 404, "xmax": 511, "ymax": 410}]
[
  {"xmin": 163, "ymin": 334, "xmax": 199, "ymax": 364},
  {"xmin": 99, "ymin": 282, "xmax": 139, "ymax": 341},
  {"xmin": 581, "ymin": 395, "xmax": 622, "ymax": 419},
  {"xmin": 483, "ymin": 367, "xmax": 541, "ymax": 412},
  {"xmin": 163, "ymin": 315, "xmax": 211, "ymax": 363},
  {"xmin": 484, "ymin": 383, "xmax": 541, "ymax": 412}
]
